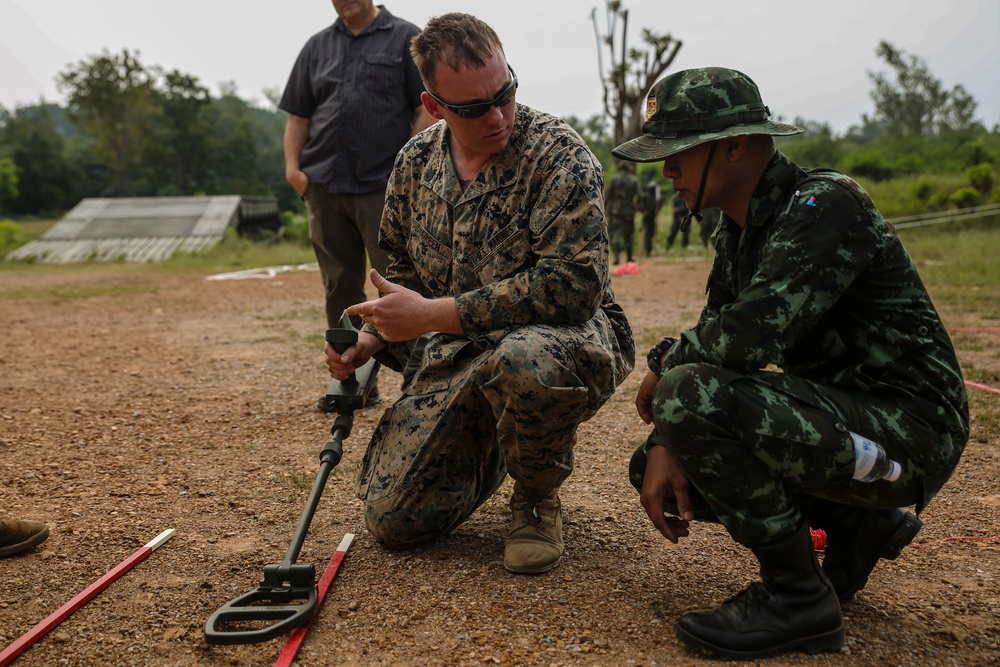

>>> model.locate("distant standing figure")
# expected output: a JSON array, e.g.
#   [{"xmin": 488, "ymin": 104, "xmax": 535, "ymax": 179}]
[
  {"xmin": 699, "ymin": 207, "xmax": 720, "ymax": 247},
  {"xmin": 605, "ymin": 162, "xmax": 640, "ymax": 264},
  {"xmin": 666, "ymin": 191, "xmax": 690, "ymax": 250},
  {"xmin": 638, "ymin": 178, "xmax": 662, "ymax": 257},
  {"xmin": 280, "ymin": 0, "xmax": 435, "ymax": 408}
]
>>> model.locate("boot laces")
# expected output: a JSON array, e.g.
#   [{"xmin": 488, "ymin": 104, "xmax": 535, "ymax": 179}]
[{"xmin": 727, "ymin": 582, "xmax": 777, "ymax": 619}]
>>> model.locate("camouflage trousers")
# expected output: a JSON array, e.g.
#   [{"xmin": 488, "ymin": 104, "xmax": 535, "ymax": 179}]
[
  {"xmin": 608, "ymin": 212, "xmax": 636, "ymax": 262},
  {"xmin": 356, "ymin": 323, "xmax": 621, "ymax": 549},
  {"xmin": 630, "ymin": 363, "xmax": 963, "ymax": 546}
]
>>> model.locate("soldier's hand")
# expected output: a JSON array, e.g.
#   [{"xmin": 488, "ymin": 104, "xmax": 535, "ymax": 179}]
[
  {"xmin": 640, "ymin": 444, "xmax": 694, "ymax": 544},
  {"xmin": 635, "ymin": 370, "xmax": 660, "ymax": 424},
  {"xmin": 347, "ymin": 269, "xmax": 462, "ymax": 342},
  {"xmin": 324, "ymin": 332, "xmax": 382, "ymax": 379}
]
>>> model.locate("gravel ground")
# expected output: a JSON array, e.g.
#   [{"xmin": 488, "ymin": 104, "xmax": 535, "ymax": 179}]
[{"xmin": 1, "ymin": 258, "xmax": 998, "ymax": 667}]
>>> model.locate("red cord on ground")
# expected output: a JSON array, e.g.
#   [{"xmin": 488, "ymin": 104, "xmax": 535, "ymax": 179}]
[{"xmin": 908, "ymin": 534, "xmax": 1000, "ymax": 548}]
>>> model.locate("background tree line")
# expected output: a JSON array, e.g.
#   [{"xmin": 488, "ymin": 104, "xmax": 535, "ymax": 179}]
[
  {"xmin": 1, "ymin": 34, "xmax": 999, "ymax": 223},
  {"xmin": 581, "ymin": 0, "xmax": 999, "ymax": 217},
  {"xmin": 0, "ymin": 48, "xmax": 297, "ymax": 218}
]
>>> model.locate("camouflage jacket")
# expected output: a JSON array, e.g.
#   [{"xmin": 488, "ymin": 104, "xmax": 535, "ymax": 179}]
[
  {"xmin": 662, "ymin": 152, "xmax": 969, "ymax": 441},
  {"xmin": 605, "ymin": 171, "xmax": 639, "ymax": 218},
  {"xmin": 368, "ymin": 103, "xmax": 634, "ymax": 380}
]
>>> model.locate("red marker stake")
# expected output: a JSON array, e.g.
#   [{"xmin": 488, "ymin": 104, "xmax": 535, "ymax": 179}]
[
  {"xmin": 966, "ymin": 380, "xmax": 1000, "ymax": 396},
  {"xmin": 274, "ymin": 533, "xmax": 355, "ymax": 667},
  {"xmin": 0, "ymin": 529, "xmax": 175, "ymax": 667}
]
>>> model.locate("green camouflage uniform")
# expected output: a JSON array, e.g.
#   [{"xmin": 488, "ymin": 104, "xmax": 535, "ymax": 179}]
[
  {"xmin": 632, "ymin": 153, "xmax": 969, "ymax": 545},
  {"xmin": 638, "ymin": 180, "xmax": 660, "ymax": 256},
  {"xmin": 605, "ymin": 169, "xmax": 640, "ymax": 263},
  {"xmin": 698, "ymin": 207, "xmax": 720, "ymax": 248},
  {"xmin": 358, "ymin": 103, "xmax": 635, "ymax": 548},
  {"xmin": 666, "ymin": 192, "xmax": 690, "ymax": 249}
]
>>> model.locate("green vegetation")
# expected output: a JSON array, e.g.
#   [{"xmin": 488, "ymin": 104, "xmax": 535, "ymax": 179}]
[
  {"xmin": 158, "ymin": 225, "xmax": 314, "ymax": 274},
  {"xmin": 1, "ymin": 35, "xmax": 998, "ymax": 276},
  {"xmin": 1, "ymin": 48, "xmax": 295, "ymax": 220}
]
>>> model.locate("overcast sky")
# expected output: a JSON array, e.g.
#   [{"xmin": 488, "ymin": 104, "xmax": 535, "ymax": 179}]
[{"xmin": 2, "ymin": 0, "xmax": 998, "ymax": 134}]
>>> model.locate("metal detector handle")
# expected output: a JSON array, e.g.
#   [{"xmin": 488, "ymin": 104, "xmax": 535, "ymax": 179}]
[{"xmin": 326, "ymin": 328, "xmax": 358, "ymax": 382}]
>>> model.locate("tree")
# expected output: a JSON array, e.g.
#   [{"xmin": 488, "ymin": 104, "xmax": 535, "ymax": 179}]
[
  {"xmin": 144, "ymin": 69, "xmax": 216, "ymax": 195},
  {"xmin": 57, "ymin": 49, "xmax": 156, "ymax": 195},
  {"xmin": 564, "ymin": 113, "xmax": 614, "ymax": 169},
  {"xmin": 0, "ymin": 157, "xmax": 19, "ymax": 212},
  {"xmin": 591, "ymin": 1, "xmax": 682, "ymax": 149},
  {"xmin": 1, "ymin": 105, "xmax": 80, "ymax": 215},
  {"xmin": 866, "ymin": 41, "xmax": 982, "ymax": 137}
]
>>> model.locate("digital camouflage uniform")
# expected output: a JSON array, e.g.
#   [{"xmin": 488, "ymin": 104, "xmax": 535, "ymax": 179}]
[
  {"xmin": 357, "ymin": 103, "xmax": 635, "ymax": 548},
  {"xmin": 605, "ymin": 168, "xmax": 640, "ymax": 263},
  {"xmin": 632, "ymin": 152, "xmax": 969, "ymax": 546}
]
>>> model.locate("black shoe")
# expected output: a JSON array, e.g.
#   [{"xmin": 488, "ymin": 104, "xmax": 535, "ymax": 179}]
[
  {"xmin": 820, "ymin": 507, "xmax": 922, "ymax": 603},
  {"xmin": 675, "ymin": 524, "xmax": 844, "ymax": 660},
  {"xmin": 316, "ymin": 389, "xmax": 381, "ymax": 412}
]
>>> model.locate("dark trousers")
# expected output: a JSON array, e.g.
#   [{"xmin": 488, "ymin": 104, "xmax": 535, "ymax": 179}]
[{"xmin": 303, "ymin": 185, "xmax": 389, "ymax": 328}]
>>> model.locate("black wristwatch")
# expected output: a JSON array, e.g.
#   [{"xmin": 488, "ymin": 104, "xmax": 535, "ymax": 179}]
[{"xmin": 646, "ymin": 337, "xmax": 677, "ymax": 375}]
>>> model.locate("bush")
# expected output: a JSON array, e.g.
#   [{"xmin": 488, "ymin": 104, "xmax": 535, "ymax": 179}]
[
  {"xmin": 913, "ymin": 179, "xmax": 935, "ymax": 201},
  {"xmin": 949, "ymin": 187, "xmax": 981, "ymax": 209},
  {"xmin": 844, "ymin": 150, "xmax": 895, "ymax": 182},
  {"xmin": 0, "ymin": 219, "xmax": 23, "ymax": 255},
  {"xmin": 281, "ymin": 211, "xmax": 310, "ymax": 246},
  {"xmin": 968, "ymin": 163, "xmax": 996, "ymax": 196}
]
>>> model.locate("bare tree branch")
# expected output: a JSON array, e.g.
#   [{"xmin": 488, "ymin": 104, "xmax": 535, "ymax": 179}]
[{"xmin": 591, "ymin": 0, "xmax": 683, "ymax": 148}]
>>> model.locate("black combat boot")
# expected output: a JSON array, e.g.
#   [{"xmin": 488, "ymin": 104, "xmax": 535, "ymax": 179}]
[
  {"xmin": 675, "ymin": 523, "xmax": 844, "ymax": 660},
  {"xmin": 805, "ymin": 499, "xmax": 922, "ymax": 603}
]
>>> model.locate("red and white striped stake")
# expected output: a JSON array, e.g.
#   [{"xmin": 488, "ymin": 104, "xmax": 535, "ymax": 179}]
[
  {"xmin": 0, "ymin": 528, "xmax": 175, "ymax": 667},
  {"xmin": 274, "ymin": 533, "xmax": 355, "ymax": 667}
]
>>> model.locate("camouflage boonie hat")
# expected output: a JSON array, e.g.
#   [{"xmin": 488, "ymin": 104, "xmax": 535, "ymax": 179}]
[{"xmin": 612, "ymin": 67, "xmax": 803, "ymax": 162}]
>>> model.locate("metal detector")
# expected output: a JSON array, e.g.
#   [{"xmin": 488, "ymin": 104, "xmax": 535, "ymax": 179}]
[{"xmin": 204, "ymin": 313, "xmax": 379, "ymax": 645}]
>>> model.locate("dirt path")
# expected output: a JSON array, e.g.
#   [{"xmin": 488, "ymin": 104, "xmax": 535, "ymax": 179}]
[{"xmin": 1, "ymin": 260, "xmax": 998, "ymax": 666}]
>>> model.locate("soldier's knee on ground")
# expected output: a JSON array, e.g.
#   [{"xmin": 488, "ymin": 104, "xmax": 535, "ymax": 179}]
[
  {"xmin": 363, "ymin": 502, "xmax": 440, "ymax": 550},
  {"xmin": 362, "ymin": 492, "xmax": 475, "ymax": 550}
]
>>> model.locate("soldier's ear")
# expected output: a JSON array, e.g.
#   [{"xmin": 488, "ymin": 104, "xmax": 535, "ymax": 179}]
[
  {"xmin": 721, "ymin": 136, "xmax": 749, "ymax": 162},
  {"xmin": 421, "ymin": 92, "xmax": 446, "ymax": 121}
]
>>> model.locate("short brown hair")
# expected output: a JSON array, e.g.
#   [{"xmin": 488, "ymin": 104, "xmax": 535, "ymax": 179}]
[{"xmin": 411, "ymin": 13, "xmax": 505, "ymax": 89}]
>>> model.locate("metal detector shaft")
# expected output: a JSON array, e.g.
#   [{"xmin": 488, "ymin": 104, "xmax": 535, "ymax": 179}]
[
  {"xmin": 282, "ymin": 414, "xmax": 350, "ymax": 566},
  {"xmin": 203, "ymin": 314, "xmax": 379, "ymax": 645}
]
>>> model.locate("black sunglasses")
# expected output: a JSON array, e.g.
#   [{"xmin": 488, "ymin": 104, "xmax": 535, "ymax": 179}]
[{"xmin": 426, "ymin": 66, "xmax": 518, "ymax": 119}]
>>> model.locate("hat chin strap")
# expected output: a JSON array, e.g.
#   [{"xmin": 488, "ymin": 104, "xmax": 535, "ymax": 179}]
[{"xmin": 681, "ymin": 141, "xmax": 717, "ymax": 232}]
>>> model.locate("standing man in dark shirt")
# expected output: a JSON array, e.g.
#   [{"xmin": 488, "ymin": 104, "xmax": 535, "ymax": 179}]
[{"xmin": 280, "ymin": 0, "xmax": 434, "ymax": 408}]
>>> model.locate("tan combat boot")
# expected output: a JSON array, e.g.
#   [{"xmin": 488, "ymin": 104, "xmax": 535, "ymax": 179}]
[
  {"xmin": 0, "ymin": 519, "xmax": 50, "ymax": 558},
  {"xmin": 504, "ymin": 485, "xmax": 563, "ymax": 574}
]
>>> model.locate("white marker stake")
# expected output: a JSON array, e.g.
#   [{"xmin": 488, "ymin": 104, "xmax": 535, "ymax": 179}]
[
  {"xmin": 0, "ymin": 529, "xmax": 175, "ymax": 667},
  {"xmin": 274, "ymin": 533, "xmax": 355, "ymax": 667}
]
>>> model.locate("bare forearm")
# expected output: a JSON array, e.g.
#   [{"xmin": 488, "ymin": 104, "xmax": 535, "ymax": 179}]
[{"xmin": 284, "ymin": 114, "xmax": 310, "ymax": 175}]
